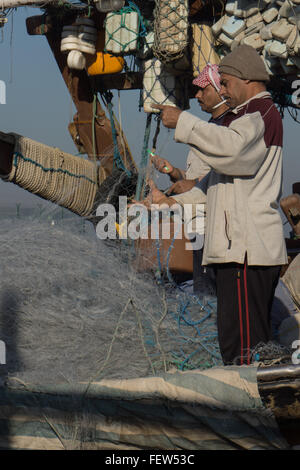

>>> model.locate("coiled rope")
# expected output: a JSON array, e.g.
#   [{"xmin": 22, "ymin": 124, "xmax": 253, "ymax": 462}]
[{"xmin": 6, "ymin": 134, "xmax": 98, "ymax": 217}]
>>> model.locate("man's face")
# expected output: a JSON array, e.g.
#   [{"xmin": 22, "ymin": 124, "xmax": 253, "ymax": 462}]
[
  {"xmin": 219, "ymin": 73, "xmax": 248, "ymax": 109},
  {"xmin": 195, "ymin": 83, "xmax": 222, "ymax": 113}
]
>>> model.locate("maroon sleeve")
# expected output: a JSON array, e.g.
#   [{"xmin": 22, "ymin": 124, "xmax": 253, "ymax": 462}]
[{"xmin": 222, "ymin": 98, "xmax": 283, "ymax": 148}]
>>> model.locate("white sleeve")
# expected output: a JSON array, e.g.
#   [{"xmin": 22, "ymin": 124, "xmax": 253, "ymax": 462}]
[{"xmin": 175, "ymin": 111, "xmax": 267, "ymax": 176}]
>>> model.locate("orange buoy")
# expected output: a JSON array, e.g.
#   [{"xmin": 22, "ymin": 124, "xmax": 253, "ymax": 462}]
[{"xmin": 86, "ymin": 30, "xmax": 124, "ymax": 75}]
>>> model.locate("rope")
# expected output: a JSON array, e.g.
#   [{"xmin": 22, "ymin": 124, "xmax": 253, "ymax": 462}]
[
  {"xmin": 152, "ymin": 114, "xmax": 161, "ymax": 152},
  {"xmin": 142, "ymin": 58, "xmax": 182, "ymax": 112},
  {"xmin": 191, "ymin": 23, "xmax": 220, "ymax": 76},
  {"xmin": 103, "ymin": 91, "xmax": 131, "ymax": 177},
  {"xmin": 92, "ymin": 93, "xmax": 98, "ymax": 162},
  {"xmin": 153, "ymin": 0, "xmax": 189, "ymax": 63},
  {"xmin": 135, "ymin": 113, "xmax": 152, "ymax": 201},
  {"xmin": 6, "ymin": 135, "xmax": 98, "ymax": 217},
  {"xmin": 142, "ymin": 216, "xmax": 221, "ymax": 371},
  {"xmin": 104, "ymin": 1, "xmax": 147, "ymax": 54},
  {"xmin": 12, "ymin": 152, "xmax": 96, "ymax": 185}
]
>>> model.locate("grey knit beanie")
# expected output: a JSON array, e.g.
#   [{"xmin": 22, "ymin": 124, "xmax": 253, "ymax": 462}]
[{"xmin": 219, "ymin": 45, "xmax": 270, "ymax": 82}]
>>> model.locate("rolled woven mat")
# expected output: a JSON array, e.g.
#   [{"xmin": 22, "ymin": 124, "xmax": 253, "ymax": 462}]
[{"xmin": 6, "ymin": 134, "xmax": 98, "ymax": 217}]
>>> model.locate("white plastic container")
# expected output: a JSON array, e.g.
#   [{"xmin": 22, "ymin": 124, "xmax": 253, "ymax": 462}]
[
  {"xmin": 225, "ymin": 0, "xmax": 236, "ymax": 15},
  {"xmin": 241, "ymin": 33, "xmax": 265, "ymax": 51},
  {"xmin": 260, "ymin": 23, "xmax": 274, "ymax": 41},
  {"xmin": 61, "ymin": 20, "xmax": 97, "ymax": 55},
  {"xmin": 211, "ymin": 15, "xmax": 227, "ymax": 37},
  {"xmin": 61, "ymin": 37, "xmax": 79, "ymax": 52},
  {"xmin": 218, "ymin": 32, "xmax": 233, "ymax": 47},
  {"xmin": 246, "ymin": 12, "xmax": 263, "ymax": 28},
  {"xmin": 105, "ymin": 12, "xmax": 120, "ymax": 54},
  {"xmin": 143, "ymin": 59, "xmax": 177, "ymax": 113},
  {"xmin": 222, "ymin": 16, "xmax": 246, "ymax": 39},
  {"xmin": 269, "ymin": 40, "xmax": 288, "ymax": 59},
  {"xmin": 262, "ymin": 7, "xmax": 279, "ymax": 24},
  {"xmin": 271, "ymin": 18, "xmax": 294, "ymax": 41},
  {"xmin": 105, "ymin": 11, "xmax": 139, "ymax": 54},
  {"xmin": 124, "ymin": 12, "xmax": 138, "ymax": 52},
  {"xmin": 67, "ymin": 50, "xmax": 86, "ymax": 70},
  {"xmin": 191, "ymin": 24, "xmax": 220, "ymax": 77},
  {"xmin": 61, "ymin": 42, "xmax": 79, "ymax": 53}
]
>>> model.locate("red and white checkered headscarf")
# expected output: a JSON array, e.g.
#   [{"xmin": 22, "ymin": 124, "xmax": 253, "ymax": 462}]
[{"xmin": 192, "ymin": 63, "xmax": 221, "ymax": 92}]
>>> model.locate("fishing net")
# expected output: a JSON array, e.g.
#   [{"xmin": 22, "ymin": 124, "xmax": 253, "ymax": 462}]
[
  {"xmin": 5, "ymin": 134, "xmax": 98, "ymax": 217},
  {"xmin": 244, "ymin": 341, "xmax": 294, "ymax": 367},
  {"xmin": 104, "ymin": 3, "xmax": 147, "ymax": 55},
  {"xmin": 153, "ymin": 0, "xmax": 189, "ymax": 63},
  {"xmin": 142, "ymin": 58, "xmax": 190, "ymax": 113},
  {"xmin": 190, "ymin": 23, "xmax": 220, "ymax": 76},
  {"xmin": 0, "ymin": 214, "xmax": 221, "ymax": 388}
]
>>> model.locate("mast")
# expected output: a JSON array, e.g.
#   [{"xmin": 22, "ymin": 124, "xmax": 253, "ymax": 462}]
[{"xmin": 26, "ymin": 10, "xmax": 139, "ymax": 183}]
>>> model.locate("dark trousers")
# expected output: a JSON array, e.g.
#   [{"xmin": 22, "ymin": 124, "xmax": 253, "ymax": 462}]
[{"xmin": 214, "ymin": 258, "xmax": 281, "ymax": 365}]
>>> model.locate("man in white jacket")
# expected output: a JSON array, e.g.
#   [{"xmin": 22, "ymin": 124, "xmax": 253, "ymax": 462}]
[
  {"xmin": 149, "ymin": 64, "xmax": 229, "ymax": 294},
  {"xmin": 152, "ymin": 45, "xmax": 288, "ymax": 365}
]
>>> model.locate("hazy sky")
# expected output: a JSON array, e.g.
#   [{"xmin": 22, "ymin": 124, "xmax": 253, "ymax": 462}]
[{"xmin": 0, "ymin": 7, "xmax": 299, "ymax": 220}]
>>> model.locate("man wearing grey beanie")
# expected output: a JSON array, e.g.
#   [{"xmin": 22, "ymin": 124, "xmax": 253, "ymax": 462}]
[{"xmin": 152, "ymin": 45, "xmax": 287, "ymax": 366}]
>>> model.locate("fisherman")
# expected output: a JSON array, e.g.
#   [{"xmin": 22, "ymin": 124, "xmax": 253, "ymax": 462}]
[
  {"xmin": 148, "ymin": 63, "xmax": 229, "ymax": 294},
  {"xmin": 151, "ymin": 45, "xmax": 288, "ymax": 366},
  {"xmin": 150, "ymin": 63, "xmax": 229, "ymax": 199}
]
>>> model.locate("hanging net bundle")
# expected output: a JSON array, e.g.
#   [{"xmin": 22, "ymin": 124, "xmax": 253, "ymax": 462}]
[
  {"xmin": 191, "ymin": 23, "xmax": 221, "ymax": 76},
  {"xmin": 5, "ymin": 134, "xmax": 98, "ymax": 217},
  {"xmin": 104, "ymin": 2, "xmax": 146, "ymax": 55},
  {"xmin": 153, "ymin": 0, "xmax": 189, "ymax": 63},
  {"xmin": 142, "ymin": 58, "xmax": 190, "ymax": 113}
]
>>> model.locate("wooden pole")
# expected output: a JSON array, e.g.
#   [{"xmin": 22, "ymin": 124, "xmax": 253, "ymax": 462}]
[{"xmin": 26, "ymin": 13, "xmax": 137, "ymax": 182}]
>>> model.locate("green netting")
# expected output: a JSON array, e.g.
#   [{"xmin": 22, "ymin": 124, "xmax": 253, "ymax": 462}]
[
  {"xmin": 191, "ymin": 23, "xmax": 221, "ymax": 76},
  {"xmin": 104, "ymin": 2, "xmax": 146, "ymax": 54},
  {"xmin": 153, "ymin": 0, "xmax": 189, "ymax": 63},
  {"xmin": 142, "ymin": 58, "xmax": 190, "ymax": 113}
]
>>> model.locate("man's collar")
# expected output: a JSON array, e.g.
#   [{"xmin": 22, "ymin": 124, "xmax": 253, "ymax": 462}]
[{"xmin": 231, "ymin": 91, "xmax": 271, "ymax": 114}]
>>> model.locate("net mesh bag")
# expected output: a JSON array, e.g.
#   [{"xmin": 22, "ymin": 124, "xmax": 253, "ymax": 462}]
[
  {"xmin": 142, "ymin": 58, "xmax": 190, "ymax": 113},
  {"xmin": 191, "ymin": 23, "xmax": 220, "ymax": 76},
  {"xmin": 104, "ymin": 6, "xmax": 143, "ymax": 55},
  {"xmin": 153, "ymin": 0, "xmax": 189, "ymax": 63}
]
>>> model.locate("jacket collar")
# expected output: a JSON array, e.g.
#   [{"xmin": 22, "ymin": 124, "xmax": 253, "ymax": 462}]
[{"xmin": 231, "ymin": 91, "xmax": 271, "ymax": 114}]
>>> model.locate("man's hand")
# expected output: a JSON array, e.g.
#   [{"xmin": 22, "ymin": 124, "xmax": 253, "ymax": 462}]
[
  {"xmin": 151, "ymin": 155, "xmax": 173, "ymax": 174},
  {"xmin": 151, "ymin": 104, "xmax": 182, "ymax": 128},
  {"xmin": 131, "ymin": 179, "xmax": 176, "ymax": 208},
  {"xmin": 165, "ymin": 179, "xmax": 197, "ymax": 195}
]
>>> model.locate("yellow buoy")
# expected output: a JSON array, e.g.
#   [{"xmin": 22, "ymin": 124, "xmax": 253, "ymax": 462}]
[{"xmin": 86, "ymin": 30, "xmax": 124, "ymax": 75}]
